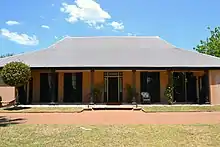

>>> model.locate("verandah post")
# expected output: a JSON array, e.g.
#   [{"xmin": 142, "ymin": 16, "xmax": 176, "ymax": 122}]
[
  {"xmin": 49, "ymin": 68, "xmax": 56, "ymax": 105},
  {"xmin": 132, "ymin": 70, "xmax": 137, "ymax": 105},
  {"xmin": 90, "ymin": 69, "xmax": 95, "ymax": 105},
  {"xmin": 167, "ymin": 70, "xmax": 174, "ymax": 102},
  {"xmin": 204, "ymin": 70, "xmax": 210, "ymax": 104}
]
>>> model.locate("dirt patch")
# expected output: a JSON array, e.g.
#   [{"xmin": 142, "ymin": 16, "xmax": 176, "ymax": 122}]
[{"xmin": 1, "ymin": 111, "xmax": 220, "ymax": 125}]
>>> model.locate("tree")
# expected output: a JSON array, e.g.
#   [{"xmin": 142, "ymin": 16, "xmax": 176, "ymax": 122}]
[
  {"xmin": 0, "ymin": 53, "xmax": 14, "ymax": 58},
  {"xmin": 194, "ymin": 26, "xmax": 220, "ymax": 57},
  {"xmin": 0, "ymin": 62, "xmax": 31, "ymax": 105}
]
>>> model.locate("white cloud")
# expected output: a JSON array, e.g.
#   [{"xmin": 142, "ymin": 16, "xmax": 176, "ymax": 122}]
[
  {"xmin": 94, "ymin": 24, "xmax": 104, "ymax": 30},
  {"xmin": 60, "ymin": 0, "xmax": 111, "ymax": 28},
  {"xmin": 6, "ymin": 20, "xmax": 20, "ymax": 26},
  {"xmin": 40, "ymin": 16, "xmax": 45, "ymax": 19},
  {"xmin": 110, "ymin": 21, "xmax": 124, "ymax": 31},
  {"xmin": 41, "ymin": 25, "xmax": 50, "ymax": 29},
  {"xmin": 127, "ymin": 33, "xmax": 136, "ymax": 36},
  {"xmin": 0, "ymin": 28, "xmax": 39, "ymax": 46},
  {"xmin": 62, "ymin": 35, "xmax": 69, "ymax": 38}
]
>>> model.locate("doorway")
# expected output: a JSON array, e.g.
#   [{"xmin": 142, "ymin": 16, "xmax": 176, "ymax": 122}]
[
  {"xmin": 173, "ymin": 72, "xmax": 185, "ymax": 102},
  {"xmin": 198, "ymin": 73, "xmax": 209, "ymax": 104},
  {"xmin": 104, "ymin": 72, "xmax": 123, "ymax": 103},
  {"xmin": 63, "ymin": 72, "xmax": 82, "ymax": 103},
  {"xmin": 40, "ymin": 73, "xmax": 58, "ymax": 103},
  {"xmin": 186, "ymin": 72, "xmax": 197, "ymax": 103},
  {"xmin": 18, "ymin": 85, "xmax": 27, "ymax": 104},
  {"xmin": 173, "ymin": 72, "xmax": 198, "ymax": 103},
  {"xmin": 140, "ymin": 72, "xmax": 160, "ymax": 103},
  {"xmin": 108, "ymin": 77, "xmax": 119, "ymax": 103}
]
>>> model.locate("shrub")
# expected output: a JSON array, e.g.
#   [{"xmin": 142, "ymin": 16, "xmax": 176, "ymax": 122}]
[
  {"xmin": 0, "ymin": 62, "xmax": 31, "ymax": 104},
  {"xmin": 0, "ymin": 62, "xmax": 31, "ymax": 87},
  {"xmin": 93, "ymin": 83, "xmax": 104, "ymax": 103},
  {"xmin": 164, "ymin": 85, "xmax": 174, "ymax": 105},
  {"xmin": 125, "ymin": 84, "xmax": 133, "ymax": 103},
  {"xmin": 125, "ymin": 84, "xmax": 139, "ymax": 103}
]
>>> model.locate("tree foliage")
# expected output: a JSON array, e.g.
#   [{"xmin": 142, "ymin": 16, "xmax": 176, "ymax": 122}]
[
  {"xmin": 0, "ymin": 53, "xmax": 14, "ymax": 58},
  {"xmin": 0, "ymin": 62, "xmax": 31, "ymax": 87},
  {"xmin": 194, "ymin": 27, "xmax": 220, "ymax": 57}
]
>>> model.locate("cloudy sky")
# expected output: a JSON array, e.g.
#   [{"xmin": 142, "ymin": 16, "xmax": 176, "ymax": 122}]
[{"xmin": 0, "ymin": 0, "xmax": 220, "ymax": 54}]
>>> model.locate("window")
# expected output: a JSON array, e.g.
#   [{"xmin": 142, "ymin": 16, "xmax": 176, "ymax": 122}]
[
  {"xmin": 119, "ymin": 77, "xmax": 123, "ymax": 92},
  {"xmin": 72, "ymin": 73, "xmax": 76, "ymax": 89},
  {"xmin": 104, "ymin": 72, "xmax": 123, "ymax": 77}
]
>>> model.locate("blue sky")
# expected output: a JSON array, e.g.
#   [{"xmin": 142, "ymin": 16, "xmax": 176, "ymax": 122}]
[{"xmin": 0, "ymin": 0, "xmax": 220, "ymax": 55}]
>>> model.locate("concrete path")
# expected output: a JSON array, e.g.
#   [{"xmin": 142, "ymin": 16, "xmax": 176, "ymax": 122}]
[{"xmin": 1, "ymin": 111, "xmax": 220, "ymax": 125}]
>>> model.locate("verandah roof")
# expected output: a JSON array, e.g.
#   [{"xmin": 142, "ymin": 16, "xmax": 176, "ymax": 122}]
[{"xmin": 1, "ymin": 36, "xmax": 220, "ymax": 68}]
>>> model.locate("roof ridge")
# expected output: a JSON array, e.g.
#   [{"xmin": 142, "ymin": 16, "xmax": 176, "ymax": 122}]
[
  {"xmin": 66, "ymin": 36, "xmax": 160, "ymax": 38},
  {"xmin": 0, "ymin": 37, "xmax": 68, "ymax": 60},
  {"xmin": 173, "ymin": 47, "xmax": 220, "ymax": 60},
  {"xmin": 157, "ymin": 37, "xmax": 176, "ymax": 48}
]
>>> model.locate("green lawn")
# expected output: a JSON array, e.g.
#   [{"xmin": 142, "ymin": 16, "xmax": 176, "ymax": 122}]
[
  {"xmin": 0, "ymin": 124, "xmax": 220, "ymax": 147},
  {"xmin": 142, "ymin": 105, "xmax": 220, "ymax": 112},
  {"xmin": 0, "ymin": 107, "xmax": 83, "ymax": 113},
  {"xmin": 1, "ymin": 105, "xmax": 220, "ymax": 113}
]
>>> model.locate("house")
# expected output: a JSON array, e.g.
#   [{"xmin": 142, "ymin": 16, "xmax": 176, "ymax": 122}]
[{"xmin": 0, "ymin": 36, "xmax": 220, "ymax": 105}]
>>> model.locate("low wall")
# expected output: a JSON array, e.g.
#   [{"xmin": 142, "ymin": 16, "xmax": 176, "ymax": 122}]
[
  {"xmin": 0, "ymin": 86, "xmax": 15, "ymax": 102},
  {"xmin": 209, "ymin": 70, "xmax": 220, "ymax": 105}
]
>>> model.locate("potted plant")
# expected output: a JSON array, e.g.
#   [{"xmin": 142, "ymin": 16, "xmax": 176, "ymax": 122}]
[
  {"xmin": 164, "ymin": 84, "xmax": 174, "ymax": 105},
  {"xmin": 93, "ymin": 83, "xmax": 104, "ymax": 103},
  {"xmin": 124, "ymin": 84, "xmax": 139, "ymax": 103}
]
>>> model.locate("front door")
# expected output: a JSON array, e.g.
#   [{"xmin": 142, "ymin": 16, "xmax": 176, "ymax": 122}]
[
  {"xmin": 108, "ymin": 77, "xmax": 119, "ymax": 103},
  {"xmin": 104, "ymin": 72, "xmax": 123, "ymax": 103}
]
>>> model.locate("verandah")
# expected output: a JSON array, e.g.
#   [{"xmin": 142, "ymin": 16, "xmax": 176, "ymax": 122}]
[{"xmin": 17, "ymin": 68, "xmax": 210, "ymax": 105}]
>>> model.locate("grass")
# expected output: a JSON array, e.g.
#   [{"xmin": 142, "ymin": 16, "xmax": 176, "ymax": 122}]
[
  {"xmin": 1, "ymin": 105, "xmax": 220, "ymax": 113},
  {"xmin": 0, "ymin": 124, "xmax": 220, "ymax": 147},
  {"xmin": 142, "ymin": 105, "xmax": 220, "ymax": 112},
  {"xmin": 0, "ymin": 106, "xmax": 84, "ymax": 113}
]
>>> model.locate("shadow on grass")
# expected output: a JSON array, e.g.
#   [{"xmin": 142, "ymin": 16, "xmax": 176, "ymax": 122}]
[
  {"xmin": 0, "ymin": 116, "xmax": 26, "ymax": 127},
  {"xmin": 3, "ymin": 106, "xmax": 31, "ymax": 111}
]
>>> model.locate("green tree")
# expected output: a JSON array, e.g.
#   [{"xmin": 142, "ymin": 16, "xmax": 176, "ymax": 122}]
[
  {"xmin": 0, "ymin": 62, "xmax": 31, "ymax": 105},
  {"xmin": 194, "ymin": 26, "xmax": 220, "ymax": 57},
  {"xmin": 0, "ymin": 53, "xmax": 14, "ymax": 58}
]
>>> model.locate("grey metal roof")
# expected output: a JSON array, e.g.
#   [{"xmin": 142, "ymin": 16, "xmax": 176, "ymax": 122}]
[{"xmin": 1, "ymin": 36, "xmax": 220, "ymax": 68}]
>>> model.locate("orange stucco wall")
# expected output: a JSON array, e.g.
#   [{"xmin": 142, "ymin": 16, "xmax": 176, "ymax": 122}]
[
  {"xmin": 160, "ymin": 71, "xmax": 168, "ymax": 103},
  {"xmin": 82, "ymin": 71, "xmax": 90, "ymax": 103},
  {"xmin": 31, "ymin": 69, "xmax": 50, "ymax": 102},
  {"xmin": 209, "ymin": 70, "xmax": 220, "ymax": 105}
]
